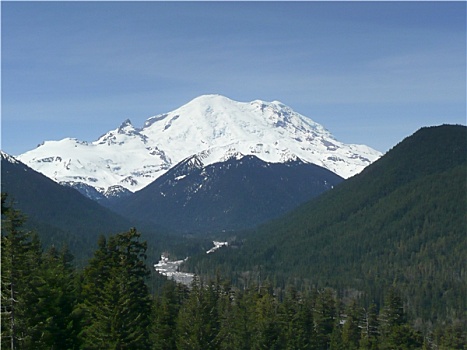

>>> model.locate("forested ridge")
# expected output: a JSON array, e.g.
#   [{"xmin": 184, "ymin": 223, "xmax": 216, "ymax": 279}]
[
  {"xmin": 1, "ymin": 195, "xmax": 465, "ymax": 349},
  {"xmin": 0, "ymin": 154, "xmax": 136, "ymax": 263},
  {"xmin": 184, "ymin": 125, "xmax": 467, "ymax": 334}
]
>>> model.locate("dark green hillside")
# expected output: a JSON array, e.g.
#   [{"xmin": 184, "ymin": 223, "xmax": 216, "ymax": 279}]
[
  {"xmin": 186, "ymin": 125, "xmax": 467, "ymax": 323},
  {"xmin": 1, "ymin": 153, "xmax": 216, "ymax": 265},
  {"xmin": 1, "ymin": 154, "xmax": 136, "ymax": 262}
]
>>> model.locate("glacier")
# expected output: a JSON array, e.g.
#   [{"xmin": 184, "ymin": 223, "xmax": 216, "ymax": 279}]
[{"xmin": 17, "ymin": 94, "xmax": 382, "ymax": 196}]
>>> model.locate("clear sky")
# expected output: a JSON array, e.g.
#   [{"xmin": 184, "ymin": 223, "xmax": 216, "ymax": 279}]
[{"xmin": 2, "ymin": 1, "xmax": 466, "ymax": 156}]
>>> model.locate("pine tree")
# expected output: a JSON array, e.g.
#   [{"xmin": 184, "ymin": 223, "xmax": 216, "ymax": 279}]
[
  {"xmin": 329, "ymin": 319, "xmax": 343, "ymax": 350},
  {"xmin": 219, "ymin": 287, "xmax": 255, "ymax": 350},
  {"xmin": 151, "ymin": 281, "xmax": 188, "ymax": 350},
  {"xmin": 433, "ymin": 319, "xmax": 467, "ymax": 349},
  {"xmin": 359, "ymin": 302, "xmax": 379, "ymax": 350},
  {"xmin": 32, "ymin": 245, "xmax": 80, "ymax": 349},
  {"xmin": 79, "ymin": 228, "xmax": 151, "ymax": 349},
  {"xmin": 250, "ymin": 288, "xmax": 284, "ymax": 350},
  {"xmin": 282, "ymin": 287, "xmax": 316, "ymax": 350},
  {"xmin": 1, "ymin": 194, "xmax": 43, "ymax": 349},
  {"xmin": 212, "ymin": 280, "xmax": 241, "ymax": 350},
  {"xmin": 379, "ymin": 287, "xmax": 423, "ymax": 349},
  {"xmin": 341, "ymin": 299, "xmax": 361, "ymax": 350},
  {"xmin": 175, "ymin": 276, "xmax": 221, "ymax": 350},
  {"xmin": 314, "ymin": 288, "xmax": 337, "ymax": 350}
]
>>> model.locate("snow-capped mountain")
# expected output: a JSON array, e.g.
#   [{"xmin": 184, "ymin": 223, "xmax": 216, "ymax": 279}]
[{"xmin": 17, "ymin": 95, "xmax": 381, "ymax": 196}]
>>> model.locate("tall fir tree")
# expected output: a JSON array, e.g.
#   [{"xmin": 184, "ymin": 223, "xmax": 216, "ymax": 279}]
[
  {"xmin": 175, "ymin": 276, "xmax": 220, "ymax": 350},
  {"xmin": 379, "ymin": 287, "xmax": 423, "ymax": 349},
  {"xmin": 282, "ymin": 287, "xmax": 316, "ymax": 350},
  {"xmin": 359, "ymin": 302, "xmax": 379, "ymax": 350},
  {"xmin": 1, "ymin": 194, "xmax": 43, "ymax": 349},
  {"xmin": 250, "ymin": 287, "xmax": 284, "ymax": 350},
  {"xmin": 314, "ymin": 288, "xmax": 337, "ymax": 350},
  {"xmin": 341, "ymin": 299, "xmax": 362, "ymax": 350},
  {"xmin": 79, "ymin": 228, "xmax": 151, "ymax": 349},
  {"xmin": 213, "ymin": 279, "xmax": 242, "ymax": 350},
  {"xmin": 32, "ymin": 245, "xmax": 80, "ymax": 349},
  {"xmin": 219, "ymin": 287, "xmax": 256, "ymax": 350},
  {"xmin": 151, "ymin": 281, "xmax": 188, "ymax": 350}
]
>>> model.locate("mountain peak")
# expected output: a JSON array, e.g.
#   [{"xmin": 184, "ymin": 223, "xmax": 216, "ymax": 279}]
[
  {"xmin": 117, "ymin": 118, "xmax": 138, "ymax": 134},
  {"xmin": 119, "ymin": 118, "xmax": 133, "ymax": 128},
  {"xmin": 17, "ymin": 95, "xmax": 381, "ymax": 196},
  {"xmin": 187, "ymin": 94, "xmax": 233, "ymax": 104}
]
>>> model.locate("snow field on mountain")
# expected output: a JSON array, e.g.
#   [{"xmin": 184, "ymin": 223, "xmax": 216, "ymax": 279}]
[{"xmin": 18, "ymin": 94, "xmax": 381, "ymax": 193}]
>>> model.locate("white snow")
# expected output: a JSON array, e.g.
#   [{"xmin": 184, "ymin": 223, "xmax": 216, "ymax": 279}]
[
  {"xmin": 154, "ymin": 253, "xmax": 194, "ymax": 286},
  {"xmin": 206, "ymin": 241, "xmax": 229, "ymax": 254},
  {"xmin": 17, "ymin": 94, "xmax": 382, "ymax": 194},
  {"xmin": 155, "ymin": 241, "xmax": 230, "ymax": 286}
]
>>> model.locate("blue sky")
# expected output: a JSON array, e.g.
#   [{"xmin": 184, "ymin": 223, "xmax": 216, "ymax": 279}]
[{"xmin": 2, "ymin": 1, "xmax": 466, "ymax": 156}]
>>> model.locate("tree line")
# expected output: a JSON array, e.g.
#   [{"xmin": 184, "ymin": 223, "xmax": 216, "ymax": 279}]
[{"xmin": 1, "ymin": 194, "xmax": 465, "ymax": 349}]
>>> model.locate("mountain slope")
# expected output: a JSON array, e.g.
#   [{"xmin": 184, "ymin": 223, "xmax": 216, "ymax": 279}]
[
  {"xmin": 1, "ymin": 152, "xmax": 135, "ymax": 262},
  {"xmin": 185, "ymin": 124, "xmax": 467, "ymax": 321},
  {"xmin": 17, "ymin": 95, "xmax": 380, "ymax": 197},
  {"xmin": 110, "ymin": 154, "xmax": 343, "ymax": 233}
]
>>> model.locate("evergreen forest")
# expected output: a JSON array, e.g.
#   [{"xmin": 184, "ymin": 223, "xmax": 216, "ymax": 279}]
[{"xmin": 1, "ymin": 194, "xmax": 466, "ymax": 349}]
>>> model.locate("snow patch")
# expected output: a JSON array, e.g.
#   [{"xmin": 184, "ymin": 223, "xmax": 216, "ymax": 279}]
[
  {"xmin": 206, "ymin": 241, "xmax": 229, "ymax": 254},
  {"xmin": 155, "ymin": 241, "xmax": 230, "ymax": 286},
  {"xmin": 154, "ymin": 253, "xmax": 194, "ymax": 286}
]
